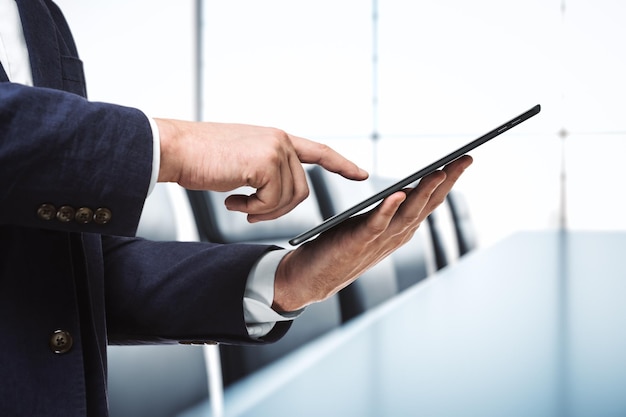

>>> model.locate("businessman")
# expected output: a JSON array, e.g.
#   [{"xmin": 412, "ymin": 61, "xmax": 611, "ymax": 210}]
[{"xmin": 0, "ymin": 0, "xmax": 472, "ymax": 416}]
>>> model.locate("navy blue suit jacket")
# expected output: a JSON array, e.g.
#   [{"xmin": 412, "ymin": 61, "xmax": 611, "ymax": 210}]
[{"xmin": 0, "ymin": 1, "xmax": 288, "ymax": 415}]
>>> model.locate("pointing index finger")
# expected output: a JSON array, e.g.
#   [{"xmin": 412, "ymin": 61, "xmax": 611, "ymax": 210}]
[{"xmin": 289, "ymin": 134, "xmax": 369, "ymax": 181}]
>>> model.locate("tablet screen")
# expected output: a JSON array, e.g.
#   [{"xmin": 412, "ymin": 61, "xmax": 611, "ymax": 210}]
[{"xmin": 289, "ymin": 104, "xmax": 541, "ymax": 246}]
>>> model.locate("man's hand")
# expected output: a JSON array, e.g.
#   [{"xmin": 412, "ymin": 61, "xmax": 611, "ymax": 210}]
[
  {"xmin": 272, "ymin": 155, "xmax": 473, "ymax": 312},
  {"xmin": 155, "ymin": 119, "xmax": 368, "ymax": 222}
]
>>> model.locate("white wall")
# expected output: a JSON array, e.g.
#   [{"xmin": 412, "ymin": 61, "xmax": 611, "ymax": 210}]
[
  {"xmin": 54, "ymin": 0, "xmax": 195, "ymax": 120},
  {"xmin": 54, "ymin": 0, "xmax": 626, "ymax": 247},
  {"xmin": 200, "ymin": 0, "xmax": 626, "ymax": 246}
]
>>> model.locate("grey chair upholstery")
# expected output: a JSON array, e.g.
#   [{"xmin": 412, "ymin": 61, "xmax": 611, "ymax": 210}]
[
  {"xmin": 186, "ymin": 177, "xmax": 343, "ymax": 386},
  {"xmin": 446, "ymin": 190, "xmax": 478, "ymax": 256},
  {"xmin": 107, "ymin": 183, "xmax": 209, "ymax": 417}
]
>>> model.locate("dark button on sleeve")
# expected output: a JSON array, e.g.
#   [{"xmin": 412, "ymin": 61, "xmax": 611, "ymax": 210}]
[
  {"xmin": 37, "ymin": 204, "xmax": 56, "ymax": 221},
  {"xmin": 75, "ymin": 207, "xmax": 93, "ymax": 224},
  {"xmin": 50, "ymin": 330, "xmax": 73, "ymax": 354},
  {"xmin": 56, "ymin": 206, "xmax": 75, "ymax": 223},
  {"xmin": 93, "ymin": 208, "xmax": 112, "ymax": 225}
]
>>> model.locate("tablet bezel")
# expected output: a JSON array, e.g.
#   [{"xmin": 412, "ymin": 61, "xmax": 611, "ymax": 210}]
[{"xmin": 289, "ymin": 104, "xmax": 541, "ymax": 246}]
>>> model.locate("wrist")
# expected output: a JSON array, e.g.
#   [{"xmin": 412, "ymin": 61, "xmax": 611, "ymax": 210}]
[
  {"xmin": 154, "ymin": 118, "xmax": 182, "ymax": 183},
  {"xmin": 272, "ymin": 251, "xmax": 312, "ymax": 312}
]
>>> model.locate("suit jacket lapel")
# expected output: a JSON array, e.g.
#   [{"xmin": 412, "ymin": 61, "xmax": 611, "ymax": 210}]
[
  {"xmin": 14, "ymin": 0, "xmax": 63, "ymax": 89},
  {"xmin": 0, "ymin": 63, "xmax": 9, "ymax": 82}
]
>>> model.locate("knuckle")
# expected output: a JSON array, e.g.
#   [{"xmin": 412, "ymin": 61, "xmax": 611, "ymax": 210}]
[
  {"xmin": 317, "ymin": 143, "xmax": 332, "ymax": 154},
  {"xmin": 260, "ymin": 129, "xmax": 291, "ymax": 162},
  {"xmin": 295, "ymin": 185, "xmax": 310, "ymax": 202},
  {"xmin": 267, "ymin": 127, "xmax": 290, "ymax": 144},
  {"xmin": 429, "ymin": 193, "xmax": 447, "ymax": 208},
  {"xmin": 257, "ymin": 146, "xmax": 282, "ymax": 166},
  {"xmin": 316, "ymin": 143, "xmax": 332, "ymax": 161},
  {"xmin": 367, "ymin": 221, "xmax": 387, "ymax": 236}
]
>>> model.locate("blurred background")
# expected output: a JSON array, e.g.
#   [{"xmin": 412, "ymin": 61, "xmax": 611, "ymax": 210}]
[{"xmin": 55, "ymin": 0, "xmax": 626, "ymax": 247}]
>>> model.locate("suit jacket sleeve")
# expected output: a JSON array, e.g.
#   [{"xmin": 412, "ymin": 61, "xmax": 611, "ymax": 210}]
[
  {"xmin": 0, "ymin": 1, "xmax": 289, "ymax": 348},
  {"xmin": 0, "ymin": 82, "xmax": 288, "ymax": 345},
  {"xmin": 102, "ymin": 236, "xmax": 291, "ymax": 345},
  {"xmin": 0, "ymin": 82, "xmax": 153, "ymax": 236}
]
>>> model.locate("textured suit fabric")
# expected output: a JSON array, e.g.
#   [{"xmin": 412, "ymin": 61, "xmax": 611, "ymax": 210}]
[{"xmin": 0, "ymin": 1, "xmax": 288, "ymax": 415}]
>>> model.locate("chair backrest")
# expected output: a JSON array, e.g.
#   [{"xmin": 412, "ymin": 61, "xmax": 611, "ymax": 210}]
[
  {"xmin": 309, "ymin": 166, "xmax": 404, "ymax": 321},
  {"xmin": 187, "ymin": 182, "xmax": 320, "ymax": 244},
  {"xmin": 135, "ymin": 183, "xmax": 178, "ymax": 241},
  {"xmin": 427, "ymin": 190, "xmax": 479, "ymax": 270},
  {"xmin": 136, "ymin": 183, "xmax": 200, "ymax": 242},
  {"xmin": 426, "ymin": 197, "xmax": 462, "ymax": 270},
  {"xmin": 390, "ymin": 219, "xmax": 437, "ymax": 291},
  {"xmin": 369, "ymin": 175, "xmax": 438, "ymax": 291},
  {"xmin": 186, "ymin": 177, "xmax": 343, "ymax": 386},
  {"xmin": 446, "ymin": 190, "xmax": 478, "ymax": 256},
  {"xmin": 108, "ymin": 183, "xmax": 208, "ymax": 417}
]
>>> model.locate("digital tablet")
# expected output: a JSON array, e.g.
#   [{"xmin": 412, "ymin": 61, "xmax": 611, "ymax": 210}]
[{"xmin": 289, "ymin": 104, "xmax": 541, "ymax": 246}]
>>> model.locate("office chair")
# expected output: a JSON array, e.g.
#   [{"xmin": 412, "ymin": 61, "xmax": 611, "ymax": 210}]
[
  {"xmin": 389, "ymin": 219, "xmax": 437, "ymax": 291},
  {"xmin": 186, "ymin": 177, "xmax": 343, "ymax": 386},
  {"xmin": 308, "ymin": 166, "xmax": 406, "ymax": 321},
  {"xmin": 107, "ymin": 183, "xmax": 210, "ymax": 417},
  {"xmin": 370, "ymin": 175, "xmax": 469, "ymax": 273},
  {"xmin": 446, "ymin": 190, "xmax": 478, "ymax": 256},
  {"xmin": 368, "ymin": 174, "xmax": 438, "ymax": 291}
]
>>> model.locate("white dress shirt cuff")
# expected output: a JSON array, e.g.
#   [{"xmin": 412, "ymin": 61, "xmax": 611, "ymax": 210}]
[
  {"xmin": 244, "ymin": 249, "xmax": 303, "ymax": 338},
  {"xmin": 145, "ymin": 115, "xmax": 161, "ymax": 196}
]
